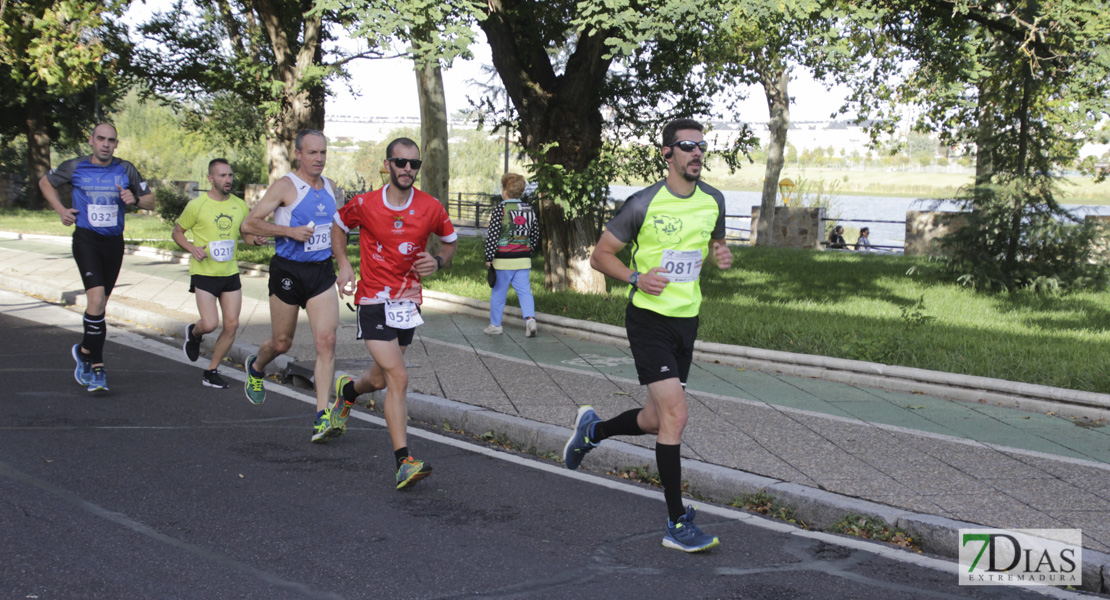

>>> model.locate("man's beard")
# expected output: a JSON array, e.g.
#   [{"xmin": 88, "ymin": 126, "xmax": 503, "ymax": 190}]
[{"xmin": 391, "ymin": 172, "xmax": 414, "ymax": 191}]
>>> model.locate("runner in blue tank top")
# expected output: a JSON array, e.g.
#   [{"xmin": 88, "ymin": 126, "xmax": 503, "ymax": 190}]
[
  {"xmin": 39, "ymin": 123, "xmax": 155, "ymax": 394},
  {"xmin": 240, "ymin": 129, "xmax": 342, "ymax": 443}
]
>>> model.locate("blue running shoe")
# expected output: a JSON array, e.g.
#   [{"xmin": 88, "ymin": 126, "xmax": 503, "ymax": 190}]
[
  {"xmin": 71, "ymin": 344, "xmax": 92, "ymax": 386},
  {"xmin": 87, "ymin": 366, "xmax": 109, "ymax": 393},
  {"xmin": 563, "ymin": 405, "xmax": 602, "ymax": 470},
  {"xmin": 663, "ymin": 506, "xmax": 719, "ymax": 553}
]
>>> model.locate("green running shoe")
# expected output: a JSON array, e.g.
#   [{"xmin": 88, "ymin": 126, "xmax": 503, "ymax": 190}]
[
  {"xmin": 311, "ymin": 409, "xmax": 334, "ymax": 443},
  {"xmin": 244, "ymin": 354, "xmax": 266, "ymax": 405},
  {"xmin": 325, "ymin": 374, "xmax": 355, "ymax": 438},
  {"xmin": 396, "ymin": 456, "xmax": 433, "ymax": 490}
]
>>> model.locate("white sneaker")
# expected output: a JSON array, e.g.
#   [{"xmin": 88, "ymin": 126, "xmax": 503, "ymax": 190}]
[
  {"xmin": 484, "ymin": 325, "xmax": 503, "ymax": 335},
  {"xmin": 525, "ymin": 319, "xmax": 537, "ymax": 338}
]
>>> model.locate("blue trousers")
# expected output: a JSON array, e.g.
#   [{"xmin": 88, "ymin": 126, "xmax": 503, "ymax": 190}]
[{"xmin": 490, "ymin": 268, "xmax": 535, "ymax": 326}]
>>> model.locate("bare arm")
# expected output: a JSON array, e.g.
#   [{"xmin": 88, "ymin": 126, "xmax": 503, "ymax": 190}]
[
  {"xmin": 590, "ymin": 230, "xmax": 669, "ymax": 296},
  {"xmin": 135, "ymin": 192, "xmax": 156, "ymax": 211},
  {"xmin": 710, "ymin": 238, "xmax": 732, "ymax": 270},
  {"xmin": 414, "ymin": 239, "xmax": 458, "ymax": 277},
  {"xmin": 240, "ymin": 178, "xmax": 312, "ymax": 242},
  {"xmin": 39, "ymin": 176, "xmax": 77, "ymax": 226},
  {"xmin": 332, "ymin": 221, "xmax": 355, "ymax": 297},
  {"xmin": 172, "ymin": 223, "xmax": 207, "ymax": 262}
]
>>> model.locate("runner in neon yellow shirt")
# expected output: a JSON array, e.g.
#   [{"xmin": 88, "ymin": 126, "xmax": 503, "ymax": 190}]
[
  {"xmin": 564, "ymin": 118, "xmax": 733, "ymax": 553},
  {"xmin": 172, "ymin": 158, "xmax": 265, "ymax": 388}
]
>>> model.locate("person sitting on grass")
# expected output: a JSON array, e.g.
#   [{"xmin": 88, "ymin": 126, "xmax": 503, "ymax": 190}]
[{"xmin": 828, "ymin": 225, "xmax": 848, "ymax": 249}]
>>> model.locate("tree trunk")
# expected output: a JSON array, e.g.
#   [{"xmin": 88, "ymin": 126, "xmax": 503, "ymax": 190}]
[
  {"xmin": 415, "ymin": 50, "xmax": 450, "ymax": 256},
  {"xmin": 25, "ymin": 101, "xmax": 51, "ymax": 210},
  {"xmin": 974, "ymin": 78, "xmax": 995, "ymax": 187},
  {"xmin": 537, "ymin": 198, "xmax": 607, "ymax": 293},
  {"xmin": 755, "ymin": 63, "xmax": 790, "ymax": 246},
  {"xmin": 255, "ymin": 0, "xmax": 324, "ymax": 183}
]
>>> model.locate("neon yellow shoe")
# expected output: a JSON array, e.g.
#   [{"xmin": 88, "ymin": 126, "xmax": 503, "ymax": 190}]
[
  {"xmin": 325, "ymin": 374, "xmax": 355, "ymax": 438},
  {"xmin": 396, "ymin": 456, "xmax": 433, "ymax": 489},
  {"xmin": 311, "ymin": 409, "xmax": 334, "ymax": 443}
]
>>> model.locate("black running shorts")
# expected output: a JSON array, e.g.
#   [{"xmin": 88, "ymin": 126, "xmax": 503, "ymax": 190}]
[
  {"xmin": 268, "ymin": 255, "xmax": 337, "ymax": 308},
  {"xmin": 190, "ymin": 273, "xmax": 242, "ymax": 296},
  {"xmin": 625, "ymin": 303, "xmax": 699, "ymax": 386},
  {"xmin": 72, "ymin": 227, "xmax": 124, "ymax": 296},
  {"xmin": 356, "ymin": 303, "xmax": 417, "ymax": 346}
]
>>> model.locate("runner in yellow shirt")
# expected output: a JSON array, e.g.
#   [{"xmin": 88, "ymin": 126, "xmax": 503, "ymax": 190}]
[
  {"xmin": 564, "ymin": 118, "xmax": 733, "ymax": 552},
  {"xmin": 172, "ymin": 158, "xmax": 265, "ymax": 388}
]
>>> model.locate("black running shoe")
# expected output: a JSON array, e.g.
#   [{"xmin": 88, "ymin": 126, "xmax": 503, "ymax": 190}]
[
  {"xmin": 183, "ymin": 323, "xmax": 200, "ymax": 362},
  {"xmin": 203, "ymin": 369, "xmax": 229, "ymax": 389}
]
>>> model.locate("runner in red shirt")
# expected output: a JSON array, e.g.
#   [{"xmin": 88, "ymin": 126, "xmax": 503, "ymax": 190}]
[{"xmin": 328, "ymin": 137, "xmax": 458, "ymax": 489}]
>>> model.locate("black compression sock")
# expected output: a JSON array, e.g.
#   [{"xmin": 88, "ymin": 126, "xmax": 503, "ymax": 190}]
[
  {"xmin": 657, "ymin": 443, "xmax": 685, "ymax": 523},
  {"xmin": 394, "ymin": 447, "xmax": 409, "ymax": 469},
  {"xmin": 340, "ymin": 378, "xmax": 359, "ymax": 403},
  {"xmin": 592, "ymin": 408, "xmax": 644, "ymax": 442},
  {"xmin": 82, "ymin": 312, "xmax": 106, "ymax": 364}
]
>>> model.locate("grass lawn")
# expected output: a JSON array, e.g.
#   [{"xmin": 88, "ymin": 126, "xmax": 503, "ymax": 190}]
[{"xmin": 4, "ymin": 207, "xmax": 1107, "ymax": 394}]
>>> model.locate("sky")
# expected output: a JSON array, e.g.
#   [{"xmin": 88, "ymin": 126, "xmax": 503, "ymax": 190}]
[
  {"xmin": 123, "ymin": 2, "xmax": 852, "ymax": 125},
  {"xmin": 326, "ymin": 31, "xmax": 853, "ymax": 124}
]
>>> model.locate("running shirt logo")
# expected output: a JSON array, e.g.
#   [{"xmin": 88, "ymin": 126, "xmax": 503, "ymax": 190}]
[
  {"xmin": 215, "ymin": 213, "xmax": 233, "ymax": 231},
  {"xmin": 398, "ymin": 242, "xmax": 418, "ymax": 255},
  {"xmin": 652, "ymin": 215, "xmax": 683, "ymax": 245}
]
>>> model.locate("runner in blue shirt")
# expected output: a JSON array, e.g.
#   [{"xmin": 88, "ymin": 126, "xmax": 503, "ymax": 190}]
[{"xmin": 39, "ymin": 123, "xmax": 155, "ymax": 393}]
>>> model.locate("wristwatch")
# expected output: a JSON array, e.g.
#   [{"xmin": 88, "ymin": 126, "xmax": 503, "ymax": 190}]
[
  {"xmin": 629, "ymin": 271, "xmax": 640, "ymax": 287},
  {"xmin": 434, "ymin": 255, "xmax": 444, "ymax": 271}
]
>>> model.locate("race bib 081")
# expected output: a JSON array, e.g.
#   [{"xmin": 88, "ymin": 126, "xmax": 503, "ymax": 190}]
[{"xmin": 660, "ymin": 249, "xmax": 703, "ymax": 283}]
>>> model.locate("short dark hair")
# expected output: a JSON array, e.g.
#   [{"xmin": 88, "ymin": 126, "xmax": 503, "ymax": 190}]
[
  {"xmin": 662, "ymin": 118, "xmax": 703, "ymax": 147},
  {"xmin": 208, "ymin": 158, "xmax": 230, "ymax": 174},
  {"xmin": 294, "ymin": 129, "xmax": 326, "ymax": 151},
  {"xmin": 386, "ymin": 137, "xmax": 419, "ymax": 159}
]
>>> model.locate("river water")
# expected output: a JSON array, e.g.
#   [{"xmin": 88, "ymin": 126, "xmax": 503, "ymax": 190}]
[{"xmin": 609, "ymin": 185, "xmax": 1110, "ymax": 251}]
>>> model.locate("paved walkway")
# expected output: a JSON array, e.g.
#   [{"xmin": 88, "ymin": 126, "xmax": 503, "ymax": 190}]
[{"xmin": 2, "ymin": 234, "xmax": 1108, "ymax": 591}]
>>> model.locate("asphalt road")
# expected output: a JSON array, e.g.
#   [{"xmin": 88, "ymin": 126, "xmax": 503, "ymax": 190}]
[{"xmin": 0, "ymin": 303, "xmax": 1068, "ymax": 600}]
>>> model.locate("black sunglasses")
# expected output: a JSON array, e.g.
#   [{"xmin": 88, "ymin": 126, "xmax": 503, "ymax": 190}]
[
  {"xmin": 387, "ymin": 157, "xmax": 423, "ymax": 169},
  {"xmin": 668, "ymin": 140, "xmax": 708, "ymax": 153}
]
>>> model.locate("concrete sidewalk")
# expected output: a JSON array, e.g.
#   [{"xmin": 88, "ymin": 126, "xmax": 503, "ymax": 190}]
[{"xmin": 2, "ymin": 233, "xmax": 1109, "ymax": 593}]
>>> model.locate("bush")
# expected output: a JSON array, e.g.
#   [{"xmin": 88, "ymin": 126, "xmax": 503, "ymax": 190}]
[
  {"xmin": 155, "ymin": 185, "xmax": 191, "ymax": 224},
  {"xmin": 941, "ymin": 180, "xmax": 1109, "ymax": 292}
]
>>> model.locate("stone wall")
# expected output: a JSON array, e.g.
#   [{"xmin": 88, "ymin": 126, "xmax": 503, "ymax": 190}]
[
  {"xmin": 1085, "ymin": 215, "xmax": 1110, "ymax": 262},
  {"xmin": 904, "ymin": 211, "xmax": 968, "ymax": 256},
  {"xmin": 750, "ymin": 206, "xmax": 825, "ymax": 249},
  {"xmin": 244, "ymin": 184, "xmax": 267, "ymax": 208}
]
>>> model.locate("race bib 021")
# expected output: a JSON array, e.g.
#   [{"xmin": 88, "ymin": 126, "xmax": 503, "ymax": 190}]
[{"xmin": 208, "ymin": 239, "xmax": 235, "ymax": 262}]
